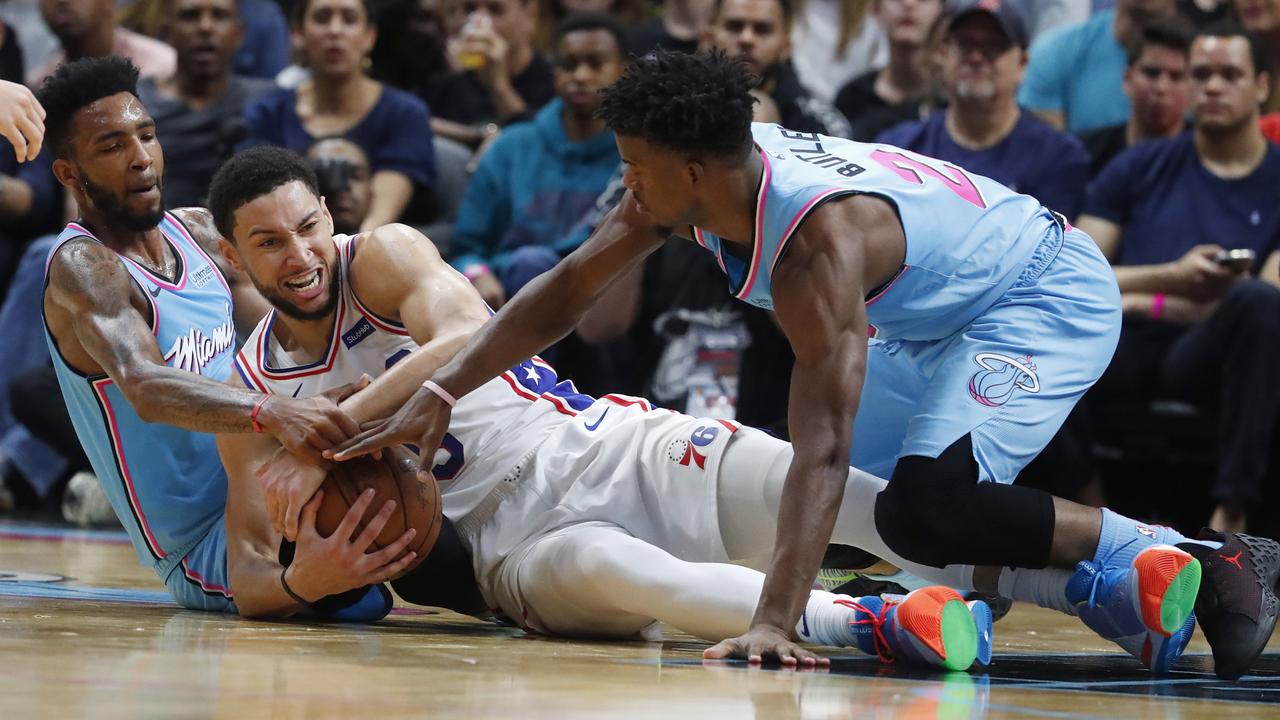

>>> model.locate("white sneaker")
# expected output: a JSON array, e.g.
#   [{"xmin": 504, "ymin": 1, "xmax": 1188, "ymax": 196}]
[{"xmin": 62, "ymin": 472, "xmax": 120, "ymax": 527}]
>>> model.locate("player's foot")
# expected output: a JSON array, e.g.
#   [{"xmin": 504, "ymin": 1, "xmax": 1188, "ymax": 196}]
[
  {"xmin": 965, "ymin": 591, "xmax": 1013, "ymax": 623},
  {"xmin": 818, "ymin": 568, "xmax": 909, "ymax": 597},
  {"xmin": 844, "ymin": 586, "xmax": 980, "ymax": 672},
  {"xmin": 966, "ymin": 599, "xmax": 993, "ymax": 667},
  {"xmin": 1065, "ymin": 544, "xmax": 1201, "ymax": 673},
  {"xmin": 1179, "ymin": 530, "xmax": 1280, "ymax": 680}
]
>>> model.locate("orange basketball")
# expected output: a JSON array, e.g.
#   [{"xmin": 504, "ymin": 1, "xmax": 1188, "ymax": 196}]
[{"xmin": 314, "ymin": 447, "xmax": 442, "ymax": 576}]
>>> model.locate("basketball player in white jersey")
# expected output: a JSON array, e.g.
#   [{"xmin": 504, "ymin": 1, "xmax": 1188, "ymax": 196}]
[{"xmin": 209, "ymin": 146, "xmax": 994, "ymax": 671}]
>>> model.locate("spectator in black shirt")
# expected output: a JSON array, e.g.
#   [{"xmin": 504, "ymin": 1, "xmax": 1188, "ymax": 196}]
[
  {"xmin": 136, "ymin": 0, "xmax": 274, "ymax": 208},
  {"xmin": 627, "ymin": 0, "xmax": 716, "ymax": 56},
  {"xmin": 834, "ymin": 0, "xmax": 944, "ymax": 141},
  {"xmin": 1079, "ymin": 16, "xmax": 1192, "ymax": 177},
  {"xmin": 426, "ymin": 0, "xmax": 556, "ymax": 148},
  {"xmin": 701, "ymin": 0, "xmax": 850, "ymax": 136}
]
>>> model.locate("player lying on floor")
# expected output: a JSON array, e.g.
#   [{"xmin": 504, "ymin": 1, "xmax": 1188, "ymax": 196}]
[{"xmin": 210, "ymin": 146, "xmax": 993, "ymax": 671}]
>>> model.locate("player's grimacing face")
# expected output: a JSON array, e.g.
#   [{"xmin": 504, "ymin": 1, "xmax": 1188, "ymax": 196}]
[
  {"xmin": 230, "ymin": 181, "xmax": 342, "ymax": 322},
  {"xmin": 616, "ymin": 135, "xmax": 694, "ymax": 228}
]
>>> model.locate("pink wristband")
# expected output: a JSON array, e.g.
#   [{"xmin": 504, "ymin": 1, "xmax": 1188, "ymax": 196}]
[
  {"xmin": 422, "ymin": 379, "xmax": 457, "ymax": 407},
  {"xmin": 1151, "ymin": 293, "xmax": 1166, "ymax": 321}
]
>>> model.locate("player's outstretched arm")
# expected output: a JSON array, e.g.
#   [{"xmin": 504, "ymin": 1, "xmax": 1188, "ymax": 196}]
[
  {"xmin": 330, "ymin": 191, "xmax": 668, "ymax": 464},
  {"xmin": 337, "ymin": 223, "xmax": 492, "ymax": 424},
  {"xmin": 46, "ymin": 238, "xmax": 360, "ymax": 461},
  {"xmin": 705, "ymin": 199, "xmax": 871, "ymax": 666}
]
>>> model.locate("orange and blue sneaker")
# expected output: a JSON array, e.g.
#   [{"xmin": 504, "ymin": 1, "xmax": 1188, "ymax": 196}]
[
  {"xmin": 1065, "ymin": 544, "xmax": 1201, "ymax": 674},
  {"xmin": 842, "ymin": 586, "xmax": 984, "ymax": 672}
]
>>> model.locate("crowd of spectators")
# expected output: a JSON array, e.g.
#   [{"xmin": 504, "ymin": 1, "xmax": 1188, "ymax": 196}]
[{"xmin": 1, "ymin": 0, "xmax": 1279, "ymax": 537}]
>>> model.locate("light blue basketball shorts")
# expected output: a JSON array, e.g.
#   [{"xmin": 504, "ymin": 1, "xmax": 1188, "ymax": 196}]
[{"xmin": 850, "ymin": 225, "xmax": 1121, "ymax": 484}]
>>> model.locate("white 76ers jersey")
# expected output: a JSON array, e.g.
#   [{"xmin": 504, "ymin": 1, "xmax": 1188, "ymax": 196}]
[{"xmin": 233, "ymin": 234, "xmax": 590, "ymax": 520}]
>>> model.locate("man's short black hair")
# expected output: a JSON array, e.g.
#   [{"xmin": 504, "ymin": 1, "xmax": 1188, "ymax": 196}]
[
  {"xmin": 208, "ymin": 146, "xmax": 321, "ymax": 241},
  {"xmin": 552, "ymin": 11, "xmax": 627, "ymax": 56},
  {"xmin": 597, "ymin": 50, "xmax": 756, "ymax": 160},
  {"xmin": 35, "ymin": 56, "xmax": 141, "ymax": 160},
  {"xmin": 1194, "ymin": 20, "xmax": 1268, "ymax": 77},
  {"xmin": 1126, "ymin": 15, "xmax": 1192, "ymax": 65},
  {"xmin": 292, "ymin": 0, "xmax": 374, "ymax": 26},
  {"xmin": 1125, "ymin": 15, "xmax": 1194, "ymax": 67}
]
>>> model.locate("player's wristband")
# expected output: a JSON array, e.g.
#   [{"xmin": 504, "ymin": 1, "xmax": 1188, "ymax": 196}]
[
  {"xmin": 1151, "ymin": 293, "xmax": 1166, "ymax": 321},
  {"xmin": 462, "ymin": 263, "xmax": 491, "ymax": 282},
  {"xmin": 422, "ymin": 380, "xmax": 457, "ymax": 407},
  {"xmin": 251, "ymin": 394, "xmax": 271, "ymax": 433},
  {"xmin": 280, "ymin": 566, "xmax": 313, "ymax": 608}
]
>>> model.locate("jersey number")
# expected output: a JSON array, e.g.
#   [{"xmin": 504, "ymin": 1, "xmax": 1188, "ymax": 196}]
[{"xmin": 869, "ymin": 149, "xmax": 987, "ymax": 209}]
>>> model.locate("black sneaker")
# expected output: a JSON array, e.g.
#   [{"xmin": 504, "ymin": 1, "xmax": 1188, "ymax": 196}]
[{"xmin": 1179, "ymin": 530, "xmax": 1280, "ymax": 681}]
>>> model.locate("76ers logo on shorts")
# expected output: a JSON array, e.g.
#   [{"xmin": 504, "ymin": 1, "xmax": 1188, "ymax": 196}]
[
  {"xmin": 667, "ymin": 425, "xmax": 720, "ymax": 470},
  {"xmin": 968, "ymin": 352, "xmax": 1041, "ymax": 407}
]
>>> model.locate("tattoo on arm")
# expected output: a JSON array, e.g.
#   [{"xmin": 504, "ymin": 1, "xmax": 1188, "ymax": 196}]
[{"xmin": 47, "ymin": 238, "xmax": 263, "ymax": 433}]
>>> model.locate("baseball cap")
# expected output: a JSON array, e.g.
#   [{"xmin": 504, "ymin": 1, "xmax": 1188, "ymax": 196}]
[{"xmin": 945, "ymin": 0, "xmax": 1030, "ymax": 49}]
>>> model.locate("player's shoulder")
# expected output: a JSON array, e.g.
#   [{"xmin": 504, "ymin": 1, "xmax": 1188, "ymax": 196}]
[
  {"xmin": 350, "ymin": 224, "xmax": 444, "ymax": 279},
  {"xmin": 47, "ymin": 235, "xmax": 127, "ymax": 294}
]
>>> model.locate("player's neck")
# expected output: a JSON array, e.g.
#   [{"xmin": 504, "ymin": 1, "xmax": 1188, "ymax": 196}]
[
  {"xmin": 79, "ymin": 212, "xmax": 171, "ymax": 273},
  {"xmin": 271, "ymin": 310, "xmax": 338, "ymax": 360},
  {"xmin": 697, "ymin": 150, "xmax": 765, "ymax": 246},
  {"xmin": 1194, "ymin": 121, "xmax": 1268, "ymax": 179}
]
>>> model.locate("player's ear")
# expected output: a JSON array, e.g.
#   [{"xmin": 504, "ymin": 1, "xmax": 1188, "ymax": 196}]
[
  {"xmin": 686, "ymin": 160, "xmax": 704, "ymax": 188},
  {"xmin": 51, "ymin": 158, "xmax": 80, "ymax": 191},
  {"xmin": 319, "ymin": 195, "xmax": 336, "ymax": 231},
  {"xmin": 218, "ymin": 237, "xmax": 246, "ymax": 273}
]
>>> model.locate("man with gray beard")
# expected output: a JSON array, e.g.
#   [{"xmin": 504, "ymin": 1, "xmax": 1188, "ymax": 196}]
[{"xmin": 877, "ymin": 0, "xmax": 1089, "ymax": 219}]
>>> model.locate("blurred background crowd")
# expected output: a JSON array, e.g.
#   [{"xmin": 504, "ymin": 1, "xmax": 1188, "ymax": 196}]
[{"xmin": 1, "ymin": 0, "xmax": 1279, "ymax": 540}]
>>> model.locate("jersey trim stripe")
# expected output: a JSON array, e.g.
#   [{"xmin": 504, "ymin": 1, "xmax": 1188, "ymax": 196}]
[
  {"xmin": 256, "ymin": 300, "xmax": 349, "ymax": 379},
  {"xmin": 866, "ymin": 264, "xmax": 912, "ymax": 307},
  {"xmin": 234, "ymin": 353, "xmax": 270, "ymax": 393},
  {"xmin": 732, "ymin": 150, "xmax": 773, "ymax": 301},
  {"xmin": 601, "ymin": 393, "xmax": 652, "ymax": 412},
  {"xmin": 167, "ymin": 212, "xmax": 233, "ymax": 297},
  {"xmin": 498, "ymin": 371, "xmax": 579, "ymax": 417},
  {"xmin": 67, "ymin": 221, "xmax": 191, "ymax": 292},
  {"xmin": 341, "ymin": 234, "xmax": 410, "ymax": 336},
  {"xmin": 180, "ymin": 559, "xmax": 233, "ymax": 598},
  {"xmin": 91, "ymin": 377, "xmax": 166, "ymax": 561},
  {"xmin": 769, "ymin": 188, "xmax": 856, "ymax": 276}
]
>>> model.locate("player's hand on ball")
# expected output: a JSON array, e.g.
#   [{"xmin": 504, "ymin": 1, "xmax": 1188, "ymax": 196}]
[
  {"xmin": 256, "ymin": 446, "xmax": 328, "ymax": 542},
  {"xmin": 256, "ymin": 376, "xmax": 369, "ymax": 462},
  {"xmin": 328, "ymin": 386, "xmax": 453, "ymax": 483},
  {"xmin": 703, "ymin": 625, "xmax": 829, "ymax": 667},
  {"xmin": 284, "ymin": 488, "xmax": 419, "ymax": 602}
]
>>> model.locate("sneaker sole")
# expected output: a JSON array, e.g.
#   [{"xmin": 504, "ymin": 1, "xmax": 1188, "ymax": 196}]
[
  {"xmin": 1134, "ymin": 546, "xmax": 1201, "ymax": 637},
  {"xmin": 967, "ymin": 600, "xmax": 994, "ymax": 667},
  {"xmin": 898, "ymin": 589, "xmax": 979, "ymax": 672}
]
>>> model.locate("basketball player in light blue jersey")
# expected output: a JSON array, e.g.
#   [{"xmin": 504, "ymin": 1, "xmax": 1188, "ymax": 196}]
[
  {"xmin": 334, "ymin": 50, "xmax": 1280, "ymax": 679},
  {"xmin": 35, "ymin": 57, "xmax": 405, "ymax": 619}
]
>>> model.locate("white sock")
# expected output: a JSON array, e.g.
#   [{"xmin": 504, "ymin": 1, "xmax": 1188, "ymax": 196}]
[
  {"xmin": 996, "ymin": 567, "xmax": 1076, "ymax": 615},
  {"xmin": 795, "ymin": 591, "xmax": 857, "ymax": 647}
]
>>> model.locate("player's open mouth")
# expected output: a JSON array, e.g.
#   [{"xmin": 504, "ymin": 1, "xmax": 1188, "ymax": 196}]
[{"xmin": 283, "ymin": 268, "xmax": 324, "ymax": 298}]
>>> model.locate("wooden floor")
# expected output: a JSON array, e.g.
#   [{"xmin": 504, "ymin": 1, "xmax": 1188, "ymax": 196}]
[{"xmin": 2, "ymin": 520, "xmax": 1279, "ymax": 719}]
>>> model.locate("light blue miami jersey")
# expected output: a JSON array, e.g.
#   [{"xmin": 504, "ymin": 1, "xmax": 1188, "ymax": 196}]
[
  {"xmin": 43, "ymin": 213, "xmax": 237, "ymax": 609},
  {"xmin": 691, "ymin": 123, "xmax": 1064, "ymax": 341}
]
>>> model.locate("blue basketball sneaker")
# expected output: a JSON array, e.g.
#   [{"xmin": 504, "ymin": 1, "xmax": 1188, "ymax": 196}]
[
  {"xmin": 843, "ymin": 586, "xmax": 981, "ymax": 672},
  {"xmin": 966, "ymin": 599, "xmax": 994, "ymax": 667},
  {"xmin": 1066, "ymin": 544, "xmax": 1201, "ymax": 673}
]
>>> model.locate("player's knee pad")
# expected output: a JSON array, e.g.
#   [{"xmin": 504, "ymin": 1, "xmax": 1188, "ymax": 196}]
[{"xmin": 874, "ymin": 438, "xmax": 1054, "ymax": 569}]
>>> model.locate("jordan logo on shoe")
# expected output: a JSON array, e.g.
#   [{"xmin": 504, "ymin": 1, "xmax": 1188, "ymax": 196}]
[{"xmin": 1222, "ymin": 551, "xmax": 1244, "ymax": 570}]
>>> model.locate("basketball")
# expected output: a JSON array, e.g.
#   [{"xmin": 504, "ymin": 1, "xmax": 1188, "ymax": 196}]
[{"xmin": 313, "ymin": 447, "xmax": 442, "ymax": 575}]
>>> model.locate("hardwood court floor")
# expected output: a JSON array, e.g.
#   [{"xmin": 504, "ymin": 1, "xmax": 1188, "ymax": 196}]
[{"xmin": 2, "ymin": 520, "xmax": 1279, "ymax": 720}]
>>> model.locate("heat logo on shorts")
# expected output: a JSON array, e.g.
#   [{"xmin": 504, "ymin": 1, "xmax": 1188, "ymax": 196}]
[
  {"xmin": 968, "ymin": 352, "xmax": 1040, "ymax": 407},
  {"xmin": 666, "ymin": 425, "xmax": 720, "ymax": 469}
]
